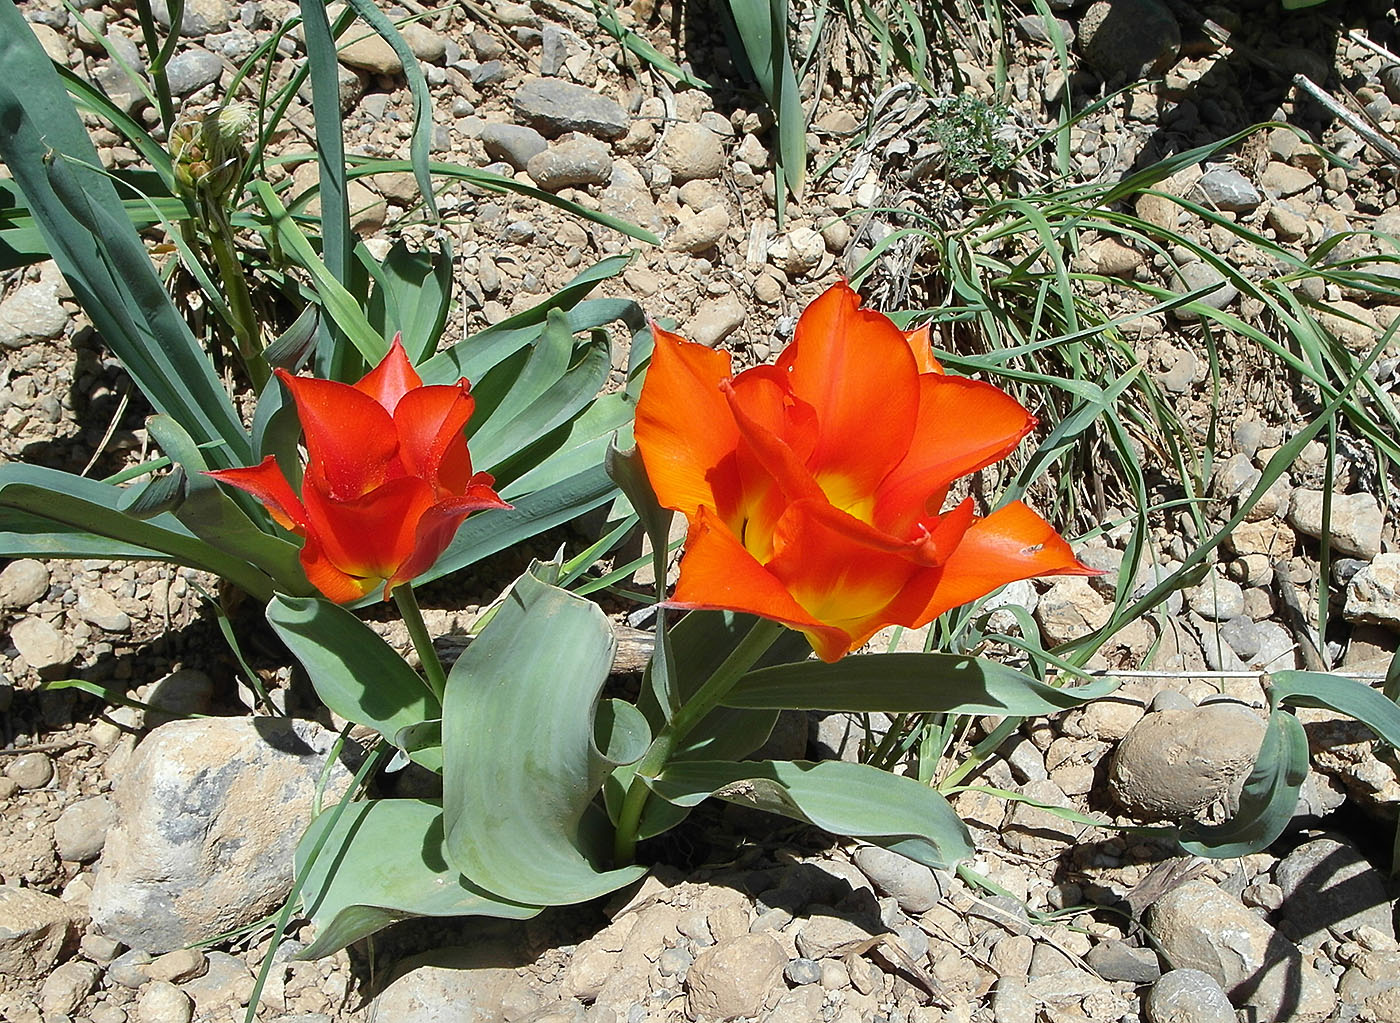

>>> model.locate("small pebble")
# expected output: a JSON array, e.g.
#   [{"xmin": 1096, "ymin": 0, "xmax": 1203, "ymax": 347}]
[
  {"xmin": 785, "ymin": 957, "xmax": 822, "ymax": 985},
  {"xmin": 6, "ymin": 752, "xmax": 54, "ymax": 790}
]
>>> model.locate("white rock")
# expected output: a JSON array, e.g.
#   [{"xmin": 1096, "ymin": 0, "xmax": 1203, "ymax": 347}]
[
  {"xmin": 55, "ymin": 795, "xmax": 118, "ymax": 863},
  {"xmin": 1034, "ymin": 576, "xmax": 1111, "ymax": 645},
  {"xmin": 1185, "ymin": 572, "xmax": 1245, "ymax": 620},
  {"xmin": 77, "ymin": 587, "xmax": 132, "ymax": 633},
  {"xmin": 1145, "ymin": 968, "xmax": 1236, "ymax": 1023},
  {"xmin": 136, "ymin": 980, "xmax": 193, "ymax": 1023},
  {"xmin": 372, "ymin": 948, "xmax": 550, "ymax": 1023},
  {"xmin": 39, "ymin": 960, "xmax": 101, "ymax": 1016},
  {"xmin": 688, "ymin": 294, "xmax": 746, "ymax": 348},
  {"xmin": 768, "ymin": 227, "xmax": 826, "ymax": 276},
  {"xmin": 659, "ymin": 123, "xmax": 726, "ymax": 182},
  {"xmin": 89, "ymin": 717, "xmax": 354, "ymax": 952},
  {"xmin": 10, "ymin": 616, "xmax": 77, "ymax": 673},
  {"xmin": 0, "ymin": 281, "xmax": 69, "ymax": 348},
  {"xmin": 0, "ymin": 559, "xmax": 50, "ymax": 608},
  {"xmin": 1346, "ymin": 553, "xmax": 1400, "ymax": 628},
  {"xmin": 665, "ymin": 206, "xmax": 730, "ymax": 253}
]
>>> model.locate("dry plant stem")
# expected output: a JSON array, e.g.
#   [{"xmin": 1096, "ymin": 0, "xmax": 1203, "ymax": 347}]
[
  {"xmin": 393, "ymin": 583, "xmax": 447, "ymax": 703},
  {"xmin": 205, "ymin": 202, "xmax": 269, "ymax": 392},
  {"xmin": 612, "ymin": 617, "xmax": 787, "ymax": 866}
]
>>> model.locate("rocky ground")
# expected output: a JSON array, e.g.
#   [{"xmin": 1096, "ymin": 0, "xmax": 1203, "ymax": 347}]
[{"xmin": 5, "ymin": 0, "xmax": 1400, "ymax": 1020}]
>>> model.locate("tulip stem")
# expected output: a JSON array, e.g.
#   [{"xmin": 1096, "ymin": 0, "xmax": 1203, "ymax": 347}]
[
  {"xmin": 393, "ymin": 584, "xmax": 447, "ymax": 704},
  {"xmin": 612, "ymin": 617, "xmax": 786, "ymax": 866}
]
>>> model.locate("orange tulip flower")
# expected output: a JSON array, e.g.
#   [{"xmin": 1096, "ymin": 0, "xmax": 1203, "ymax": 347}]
[
  {"xmin": 634, "ymin": 282, "xmax": 1094, "ymax": 662},
  {"xmin": 209, "ymin": 336, "xmax": 508, "ymax": 603}
]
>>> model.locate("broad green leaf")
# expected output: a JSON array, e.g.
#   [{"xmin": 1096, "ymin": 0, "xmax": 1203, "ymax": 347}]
[
  {"xmin": 0, "ymin": 11, "xmax": 250, "ymax": 465},
  {"xmin": 1271, "ymin": 670, "xmax": 1400, "ymax": 748},
  {"xmin": 146, "ymin": 415, "xmax": 309, "ymax": 593},
  {"xmin": 726, "ymin": 652, "xmax": 1118, "ymax": 714},
  {"xmin": 1176, "ymin": 710, "xmax": 1309, "ymax": 858},
  {"xmin": 295, "ymin": 798, "xmax": 538, "ymax": 959},
  {"xmin": 466, "ymin": 310, "xmax": 603, "ymax": 467},
  {"xmin": 442, "ymin": 566, "xmax": 647, "ymax": 905},
  {"xmin": 267, "ymin": 595, "xmax": 440, "ymax": 753},
  {"xmin": 0, "ymin": 463, "xmax": 275, "ymax": 601},
  {"xmin": 402, "ymin": 393, "xmax": 634, "ymax": 593},
  {"xmin": 0, "ymin": 508, "xmax": 175, "ymax": 561},
  {"xmin": 360, "ymin": 241, "xmax": 450, "ymax": 363},
  {"xmin": 393, "ymin": 719, "xmax": 443, "ymax": 772},
  {"xmin": 415, "ymin": 459, "xmax": 619, "ymax": 593},
  {"xmin": 651, "ymin": 759, "xmax": 974, "ymax": 870}
]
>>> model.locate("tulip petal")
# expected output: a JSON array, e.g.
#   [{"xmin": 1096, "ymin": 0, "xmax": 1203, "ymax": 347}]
[
  {"xmin": 301, "ymin": 474, "xmax": 436, "ymax": 588},
  {"xmin": 762, "ymin": 499, "xmax": 933, "ymax": 660},
  {"xmin": 205, "ymin": 456, "xmax": 308, "ymax": 534},
  {"xmin": 392, "ymin": 381, "xmax": 477, "ymax": 493},
  {"xmin": 670, "ymin": 506, "xmax": 847, "ymax": 658},
  {"xmin": 299, "ymin": 536, "xmax": 380, "ymax": 604},
  {"xmin": 903, "ymin": 500, "xmax": 1095, "ymax": 628},
  {"xmin": 875, "ymin": 376, "xmax": 1035, "ymax": 536},
  {"xmin": 384, "ymin": 474, "xmax": 510, "ymax": 593},
  {"xmin": 280, "ymin": 370, "xmax": 399, "ymax": 501},
  {"xmin": 726, "ymin": 365, "xmax": 818, "ymax": 463},
  {"xmin": 355, "ymin": 333, "xmax": 422, "ymax": 413},
  {"xmin": 777, "ymin": 282, "xmax": 920, "ymax": 499},
  {"xmin": 903, "ymin": 324, "xmax": 944, "ymax": 374},
  {"xmin": 635, "ymin": 326, "xmax": 741, "ymax": 519}
]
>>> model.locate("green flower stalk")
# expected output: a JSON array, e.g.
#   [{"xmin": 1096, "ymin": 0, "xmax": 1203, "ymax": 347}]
[{"xmin": 170, "ymin": 102, "xmax": 267, "ymax": 390}]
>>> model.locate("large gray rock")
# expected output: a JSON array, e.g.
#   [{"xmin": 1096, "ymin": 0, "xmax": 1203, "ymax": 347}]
[
  {"xmin": 165, "ymin": 48, "xmax": 223, "ymax": 95},
  {"xmin": 512, "ymin": 77, "xmax": 628, "ymax": 140},
  {"xmin": 1275, "ymin": 835, "xmax": 1394, "ymax": 946},
  {"xmin": 89, "ymin": 717, "xmax": 354, "ymax": 952},
  {"xmin": 1077, "ymin": 0, "xmax": 1180, "ymax": 79},
  {"xmin": 1196, "ymin": 166, "xmax": 1262, "ymax": 212},
  {"xmin": 1109, "ymin": 703, "xmax": 1265, "ymax": 821},
  {"xmin": 1169, "ymin": 260, "xmax": 1239, "ymax": 322},
  {"xmin": 1147, "ymin": 881, "xmax": 1336, "ymax": 1022},
  {"xmin": 479, "ymin": 122, "xmax": 548, "ymax": 170},
  {"xmin": 0, "ymin": 888, "xmax": 73, "ymax": 979},
  {"xmin": 852, "ymin": 845, "xmax": 947, "ymax": 914},
  {"xmin": 152, "ymin": 0, "xmax": 230, "ymax": 36},
  {"xmin": 1287, "ymin": 490, "xmax": 1385, "ymax": 560}
]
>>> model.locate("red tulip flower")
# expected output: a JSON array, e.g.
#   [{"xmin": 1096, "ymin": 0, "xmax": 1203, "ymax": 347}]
[
  {"xmin": 209, "ymin": 336, "xmax": 508, "ymax": 603},
  {"xmin": 634, "ymin": 282, "xmax": 1094, "ymax": 662}
]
